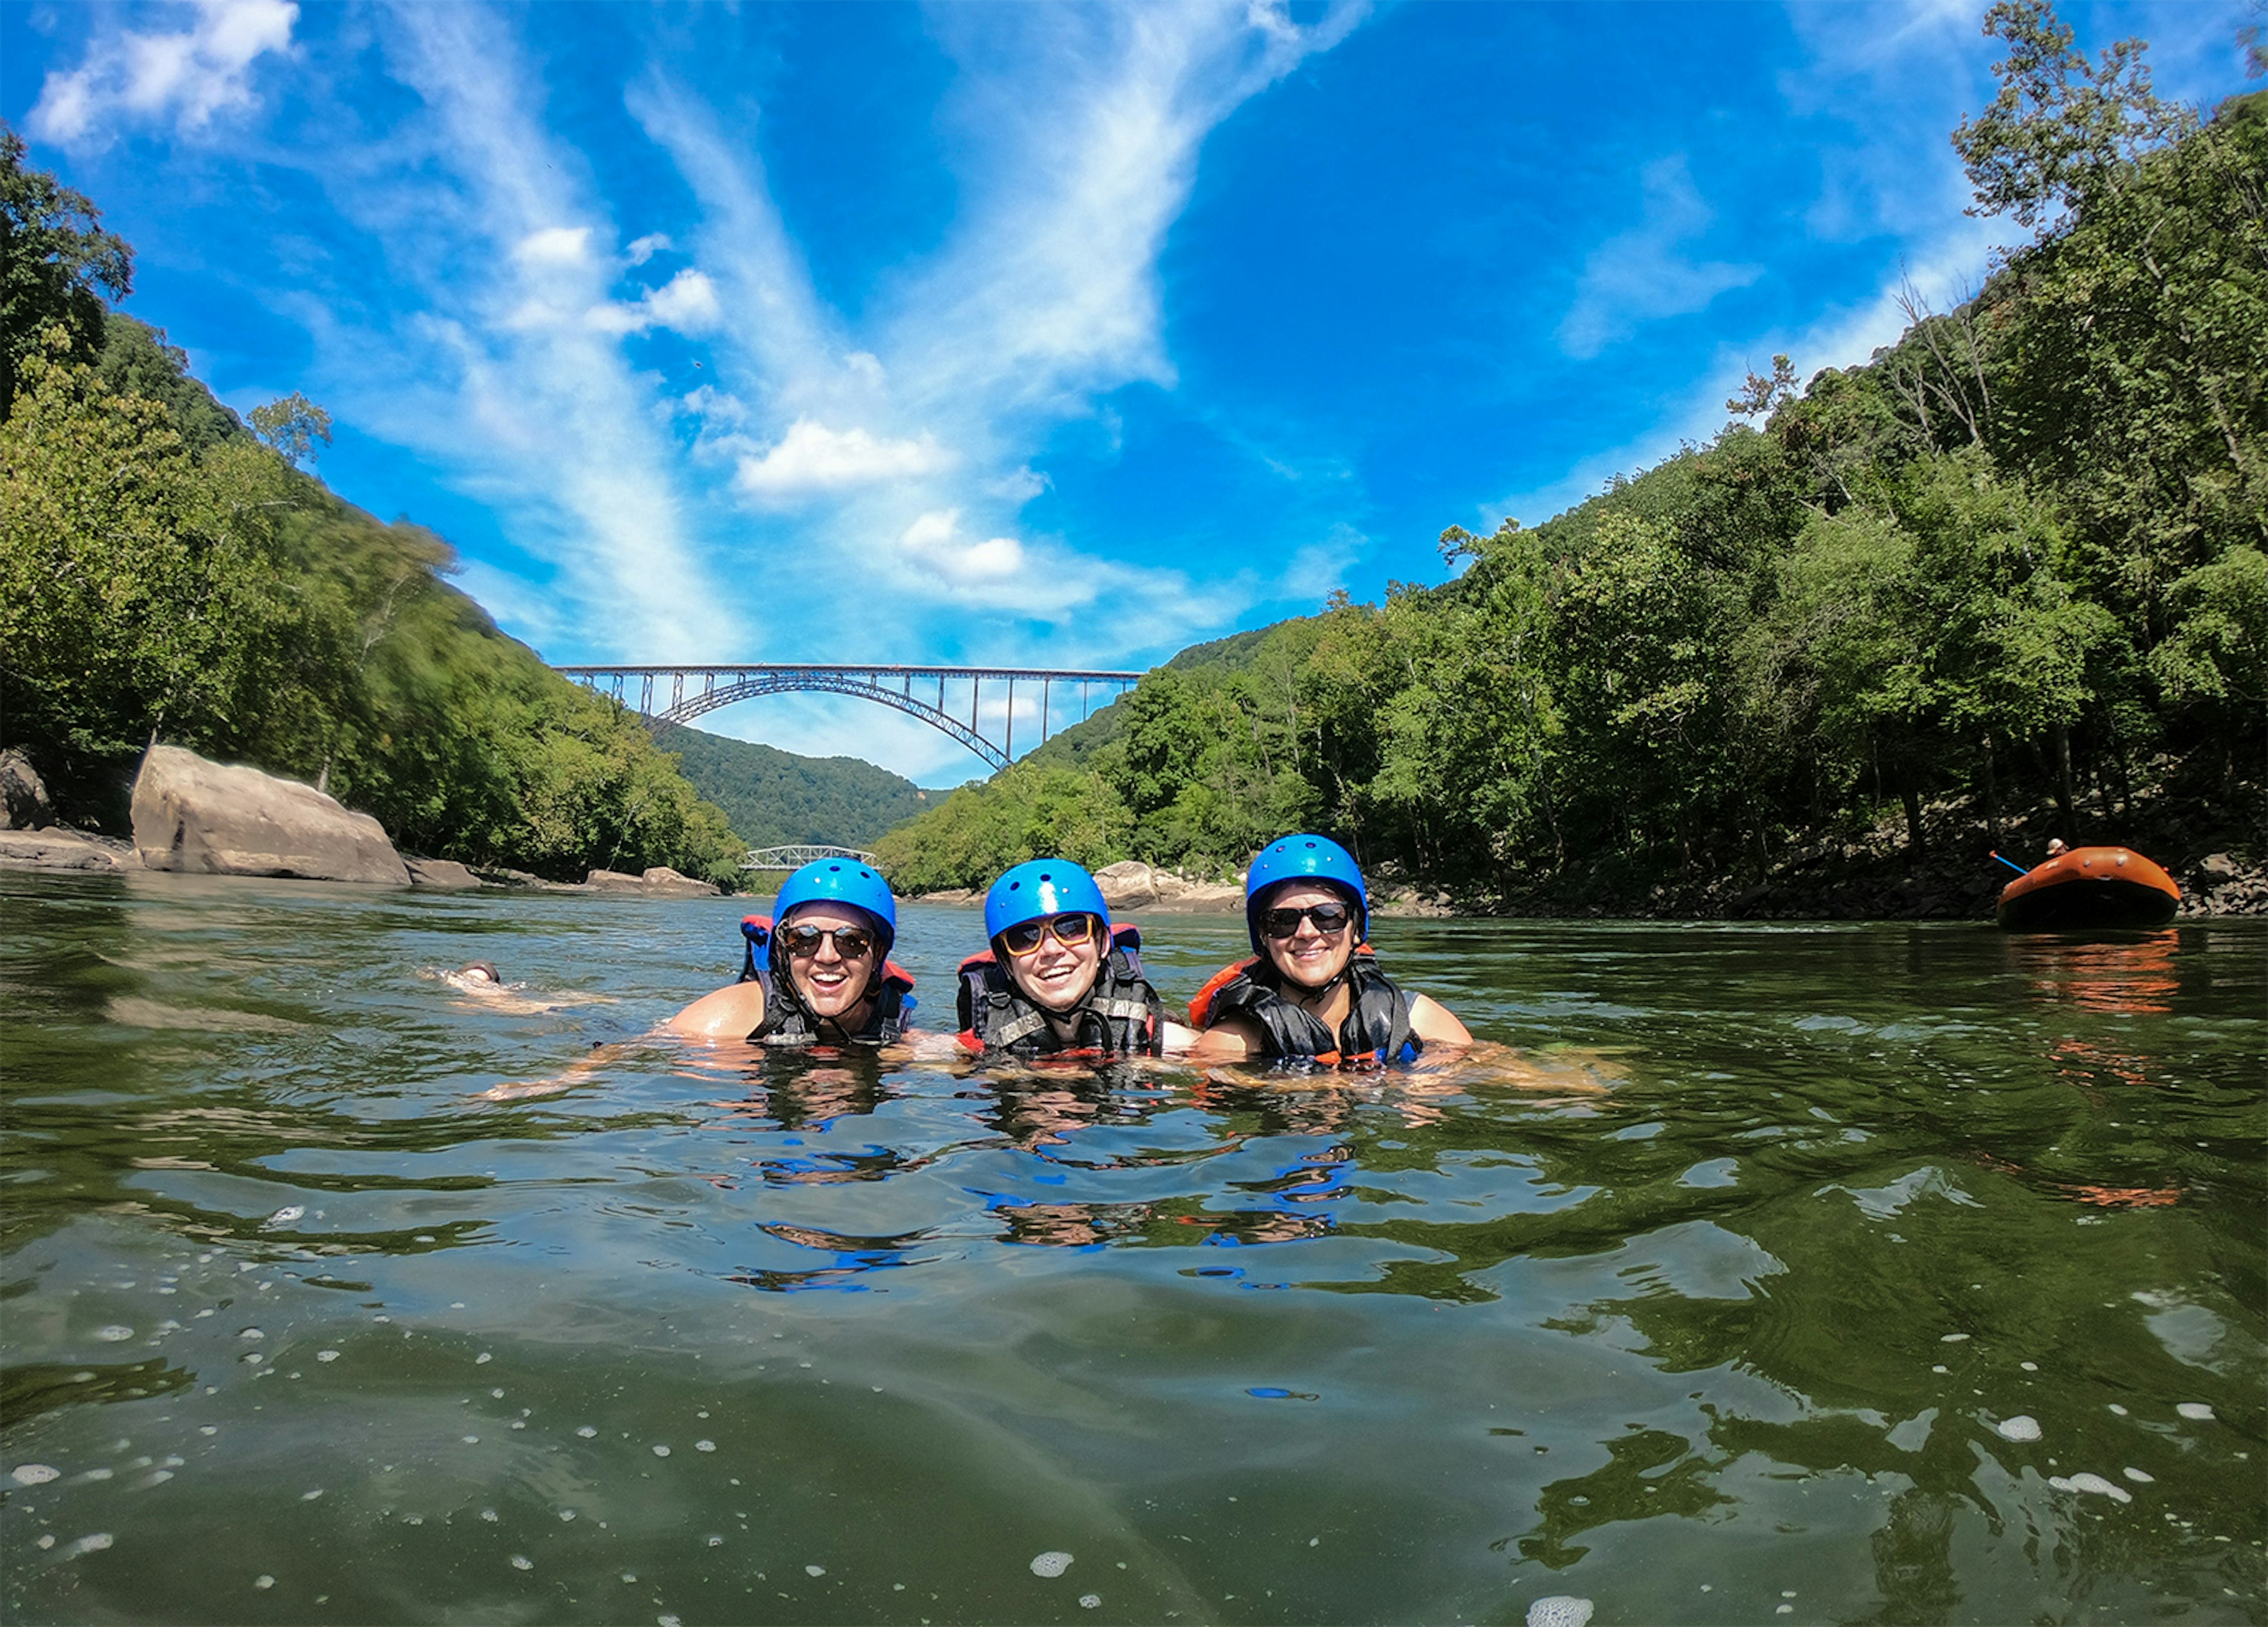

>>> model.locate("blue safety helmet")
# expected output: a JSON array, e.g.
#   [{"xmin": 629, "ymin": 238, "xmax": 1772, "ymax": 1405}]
[
  {"xmin": 985, "ymin": 859, "xmax": 1110, "ymax": 945},
  {"xmin": 769, "ymin": 857, "xmax": 897, "ymax": 956},
  {"xmin": 1244, "ymin": 833, "xmax": 1367, "ymax": 953}
]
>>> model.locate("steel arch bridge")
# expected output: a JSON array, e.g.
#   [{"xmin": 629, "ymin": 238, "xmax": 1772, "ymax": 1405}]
[
  {"xmin": 741, "ymin": 844, "xmax": 876, "ymax": 872},
  {"xmin": 553, "ymin": 663, "xmax": 1142, "ymax": 772}
]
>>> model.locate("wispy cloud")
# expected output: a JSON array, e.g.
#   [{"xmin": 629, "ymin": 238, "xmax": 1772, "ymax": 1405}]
[
  {"xmin": 735, "ymin": 422, "xmax": 956, "ymax": 499},
  {"xmin": 29, "ymin": 0, "xmax": 296, "ymax": 144},
  {"xmin": 1557, "ymin": 155, "xmax": 1762, "ymax": 360}
]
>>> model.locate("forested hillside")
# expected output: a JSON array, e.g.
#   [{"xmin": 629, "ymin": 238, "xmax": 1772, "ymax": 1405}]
[
  {"xmin": 1, "ymin": 132, "xmax": 745, "ymax": 886},
  {"xmin": 653, "ymin": 722, "xmax": 929, "ymax": 849},
  {"xmin": 878, "ymin": 12, "xmax": 2265, "ymax": 908}
]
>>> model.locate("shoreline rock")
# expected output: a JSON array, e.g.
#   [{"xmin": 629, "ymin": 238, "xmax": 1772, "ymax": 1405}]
[
  {"xmin": 1, "ymin": 748, "xmax": 57, "ymax": 830},
  {"xmin": 132, "ymin": 746, "xmax": 412, "ymax": 887},
  {"xmin": 0, "ymin": 826, "xmax": 136, "ymax": 873},
  {"xmin": 1093, "ymin": 860, "xmax": 1242, "ymax": 915},
  {"xmin": 405, "ymin": 857, "xmax": 483, "ymax": 889}
]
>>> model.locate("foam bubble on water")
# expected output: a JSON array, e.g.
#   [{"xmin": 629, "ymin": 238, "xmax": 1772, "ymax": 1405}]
[
  {"xmin": 2176, "ymin": 1403, "xmax": 2215, "ymax": 1421},
  {"xmin": 1931, "ymin": 1364, "xmax": 1949, "ymax": 1374},
  {"xmin": 75, "ymin": 1468, "xmax": 113, "ymax": 1482},
  {"xmin": 254, "ymin": 1574, "xmax": 273, "ymax": 1589},
  {"xmin": 695, "ymin": 1440, "xmax": 716, "ymax": 1453},
  {"xmin": 132, "ymin": 1470, "xmax": 174, "ymax": 1489},
  {"xmin": 1996, "ymin": 1416, "xmax": 2042, "ymax": 1442},
  {"xmin": 462, "ymin": 1436, "xmax": 480, "ymax": 1445},
  {"xmin": 2108, "ymin": 1403, "xmax": 2129, "ymax": 1416},
  {"xmin": 2051, "ymin": 1472, "xmax": 2133, "ymax": 1502},
  {"xmin": 1031, "ymin": 1552, "xmax": 1074, "ymax": 1579},
  {"xmin": 476, "ymin": 1354, "xmax": 492, "ymax": 1365},
  {"xmin": 63, "ymin": 1533, "xmax": 114, "ymax": 1560},
  {"xmin": 239, "ymin": 1328, "xmax": 264, "ymax": 1341},
  {"xmin": 1940, "ymin": 1333, "xmax": 1970, "ymax": 1344},
  {"xmin": 652, "ymin": 1444, "xmax": 671, "ymax": 1458},
  {"xmin": 806, "ymin": 1564, "xmax": 827, "ymax": 1577},
  {"xmin": 659, "ymin": 1616, "xmax": 682, "ymax": 1627},
  {"xmin": 1526, "ymin": 1596, "xmax": 1594, "ymax": 1627},
  {"xmin": 199, "ymin": 1426, "xmax": 217, "ymax": 1436},
  {"xmin": 480, "ymin": 1508, "xmax": 498, "ymax": 1522},
  {"xmin": 510, "ymin": 1555, "xmax": 533, "ymax": 1571},
  {"xmin": 36, "ymin": 1535, "xmax": 54, "ymax": 1550},
  {"xmin": 242, "ymin": 1353, "xmax": 262, "ymax": 1365},
  {"xmin": 622, "ymin": 1571, "xmax": 637, "ymax": 1583},
  {"xmin": 559, "ymin": 1509, "xmax": 577, "ymax": 1521},
  {"xmin": 262, "ymin": 1207, "xmax": 304, "ymax": 1230},
  {"xmin": 11, "ymin": 1463, "xmax": 60, "ymax": 1485},
  {"xmin": 92, "ymin": 1326, "xmax": 133, "ymax": 1343},
  {"xmin": 491, "ymin": 1388, "xmax": 505, "ymax": 1399},
  {"xmin": 576, "ymin": 1425, "xmax": 597, "ymax": 1438},
  {"xmin": 301, "ymin": 1488, "xmax": 323, "ymax": 1501},
  {"xmin": 1080, "ymin": 1594, "xmax": 1102, "ymax": 1609},
  {"xmin": 708, "ymin": 1535, "xmax": 723, "ymax": 1547},
  {"xmin": 2123, "ymin": 1467, "xmax": 2154, "ymax": 1483}
]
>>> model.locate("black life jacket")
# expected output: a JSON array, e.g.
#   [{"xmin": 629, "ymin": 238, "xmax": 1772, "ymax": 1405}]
[
  {"xmin": 1185, "ymin": 945, "xmax": 1418, "ymax": 1067},
  {"xmin": 956, "ymin": 924, "xmax": 1165, "ymax": 1058},
  {"xmin": 736, "ymin": 914, "xmax": 916, "ymax": 1046}
]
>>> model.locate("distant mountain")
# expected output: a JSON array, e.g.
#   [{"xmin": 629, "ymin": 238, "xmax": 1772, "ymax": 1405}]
[{"xmin": 653, "ymin": 723, "xmax": 932, "ymax": 850}]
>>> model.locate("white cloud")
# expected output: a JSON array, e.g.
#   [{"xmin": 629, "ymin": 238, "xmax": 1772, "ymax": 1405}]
[
  {"xmin": 1557, "ymin": 155, "xmax": 1763, "ymax": 360},
  {"xmin": 30, "ymin": 0, "xmax": 297, "ymax": 144},
  {"xmin": 626, "ymin": 232, "xmax": 673, "ymax": 266},
  {"xmin": 898, "ymin": 508, "xmax": 1027, "ymax": 585},
  {"xmin": 588, "ymin": 268, "xmax": 724, "ymax": 335},
  {"xmin": 735, "ymin": 420, "xmax": 956, "ymax": 497},
  {"xmin": 514, "ymin": 225, "xmax": 592, "ymax": 266}
]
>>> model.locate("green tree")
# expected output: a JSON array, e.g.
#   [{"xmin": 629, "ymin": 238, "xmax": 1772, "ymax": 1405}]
[
  {"xmin": 1, "ymin": 127, "xmax": 133, "ymax": 414},
  {"xmin": 250, "ymin": 392, "xmax": 334, "ymax": 469}
]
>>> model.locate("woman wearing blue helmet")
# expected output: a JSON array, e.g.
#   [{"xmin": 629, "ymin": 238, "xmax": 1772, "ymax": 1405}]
[
  {"xmin": 956, "ymin": 859, "xmax": 1194, "ymax": 1057},
  {"xmin": 667, "ymin": 857, "xmax": 915, "ymax": 1046},
  {"xmin": 1188, "ymin": 834, "xmax": 1469, "ymax": 1065}
]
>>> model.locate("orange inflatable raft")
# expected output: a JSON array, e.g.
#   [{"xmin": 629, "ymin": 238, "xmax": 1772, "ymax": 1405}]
[{"xmin": 1996, "ymin": 846, "xmax": 2181, "ymax": 931}]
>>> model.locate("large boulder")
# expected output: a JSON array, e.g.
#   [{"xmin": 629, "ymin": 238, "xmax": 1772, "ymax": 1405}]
[
  {"xmin": 642, "ymin": 865, "xmax": 720, "ymax": 896},
  {"xmin": 1093, "ymin": 860, "xmax": 1160, "ymax": 911},
  {"xmin": 1094, "ymin": 859, "xmax": 1243, "ymax": 914},
  {"xmin": 0, "ymin": 748, "xmax": 55, "ymax": 830},
  {"xmin": 132, "ymin": 746, "xmax": 412, "ymax": 886}
]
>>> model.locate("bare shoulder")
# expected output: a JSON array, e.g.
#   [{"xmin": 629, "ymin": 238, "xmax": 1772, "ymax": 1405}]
[
  {"xmin": 1409, "ymin": 995, "xmax": 1472, "ymax": 1046},
  {"xmin": 664, "ymin": 982, "xmax": 766, "ymax": 1040},
  {"xmin": 1189, "ymin": 1013, "xmax": 1265, "ymax": 1062}
]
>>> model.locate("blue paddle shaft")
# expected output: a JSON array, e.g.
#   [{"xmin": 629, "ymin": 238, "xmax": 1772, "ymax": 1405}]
[{"xmin": 1989, "ymin": 851, "xmax": 2030, "ymax": 876}]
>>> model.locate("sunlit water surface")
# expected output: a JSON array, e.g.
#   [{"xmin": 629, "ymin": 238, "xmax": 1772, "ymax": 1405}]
[{"xmin": 2, "ymin": 873, "xmax": 2262, "ymax": 1625}]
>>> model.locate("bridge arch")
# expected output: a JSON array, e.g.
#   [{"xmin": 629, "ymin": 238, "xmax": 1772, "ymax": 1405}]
[{"xmin": 554, "ymin": 663, "xmax": 1142, "ymax": 772}]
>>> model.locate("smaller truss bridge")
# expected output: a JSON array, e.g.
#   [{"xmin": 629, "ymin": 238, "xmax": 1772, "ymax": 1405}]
[
  {"xmin": 742, "ymin": 845, "xmax": 876, "ymax": 872},
  {"xmin": 555, "ymin": 663, "xmax": 1142, "ymax": 772}
]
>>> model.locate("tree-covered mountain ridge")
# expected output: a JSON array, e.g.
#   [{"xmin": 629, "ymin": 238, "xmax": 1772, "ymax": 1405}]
[
  {"xmin": 651, "ymin": 722, "xmax": 931, "ymax": 851},
  {"xmin": 876, "ymin": 29, "xmax": 2263, "ymax": 917}
]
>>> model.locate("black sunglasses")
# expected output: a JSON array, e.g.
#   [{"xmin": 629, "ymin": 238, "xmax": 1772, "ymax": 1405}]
[
  {"xmin": 1259, "ymin": 901, "xmax": 1353, "ymax": 940},
  {"xmin": 778, "ymin": 923, "xmax": 877, "ymax": 959},
  {"xmin": 999, "ymin": 912, "xmax": 1100, "ymax": 957}
]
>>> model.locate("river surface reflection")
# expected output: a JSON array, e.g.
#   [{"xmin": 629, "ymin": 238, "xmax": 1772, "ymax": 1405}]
[{"xmin": 2, "ymin": 875, "xmax": 2262, "ymax": 1624}]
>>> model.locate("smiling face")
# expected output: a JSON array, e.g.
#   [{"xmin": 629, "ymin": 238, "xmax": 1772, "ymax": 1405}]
[
  {"xmin": 778, "ymin": 904, "xmax": 881, "ymax": 1021},
  {"xmin": 1002, "ymin": 914, "xmax": 1105, "ymax": 1014},
  {"xmin": 1256, "ymin": 882, "xmax": 1357, "ymax": 990}
]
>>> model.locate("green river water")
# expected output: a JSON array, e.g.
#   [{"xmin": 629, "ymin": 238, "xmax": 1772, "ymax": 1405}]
[{"xmin": 1, "ymin": 872, "xmax": 2261, "ymax": 1625}]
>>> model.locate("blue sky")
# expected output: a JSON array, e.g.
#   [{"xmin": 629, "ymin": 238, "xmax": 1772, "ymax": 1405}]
[{"xmin": 3, "ymin": 0, "xmax": 2254, "ymax": 780}]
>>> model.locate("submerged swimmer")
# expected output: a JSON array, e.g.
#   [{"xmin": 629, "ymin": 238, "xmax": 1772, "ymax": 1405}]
[
  {"xmin": 1189, "ymin": 834, "xmax": 1471, "ymax": 1066},
  {"xmin": 667, "ymin": 859, "xmax": 915, "ymax": 1046},
  {"xmin": 957, "ymin": 859, "xmax": 1197, "ymax": 1058}
]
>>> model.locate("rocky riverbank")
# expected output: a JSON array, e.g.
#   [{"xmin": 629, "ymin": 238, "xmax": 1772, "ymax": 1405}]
[
  {"xmin": 0, "ymin": 745, "xmax": 721, "ymax": 896},
  {"xmin": 1471, "ymin": 791, "xmax": 2264, "ymax": 921}
]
